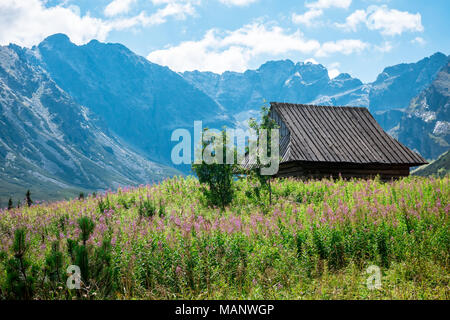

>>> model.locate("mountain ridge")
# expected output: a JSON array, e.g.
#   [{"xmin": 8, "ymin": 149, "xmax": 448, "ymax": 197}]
[{"xmin": 182, "ymin": 51, "xmax": 449, "ymax": 160}]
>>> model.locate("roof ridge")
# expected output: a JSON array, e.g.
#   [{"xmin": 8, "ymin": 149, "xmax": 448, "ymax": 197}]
[{"xmin": 270, "ymin": 102, "xmax": 368, "ymax": 110}]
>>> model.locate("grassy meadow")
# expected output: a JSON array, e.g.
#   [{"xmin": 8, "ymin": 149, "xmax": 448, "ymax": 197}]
[{"xmin": 0, "ymin": 175, "xmax": 448, "ymax": 300}]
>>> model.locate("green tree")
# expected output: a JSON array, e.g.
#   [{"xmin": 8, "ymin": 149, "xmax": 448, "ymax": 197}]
[
  {"xmin": 192, "ymin": 128, "xmax": 236, "ymax": 209},
  {"xmin": 7, "ymin": 197, "xmax": 13, "ymax": 210},
  {"xmin": 66, "ymin": 216, "xmax": 115, "ymax": 297},
  {"xmin": 25, "ymin": 190, "xmax": 32, "ymax": 207},
  {"xmin": 1, "ymin": 228, "xmax": 38, "ymax": 299},
  {"xmin": 45, "ymin": 241, "xmax": 63, "ymax": 285}
]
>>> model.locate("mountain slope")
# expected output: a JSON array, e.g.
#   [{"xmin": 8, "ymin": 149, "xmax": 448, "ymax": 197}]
[
  {"xmin": 394, "ymin": 62, "xmax": 450, "ymax": 159},
  {"xmin": 0, "ymin": 43, "xmax": 179, "ymax": 202},
  {"xmin": 368, "ymin": 52, "xmax": 448, "ymax": 112},
  {"xmin": 412, "ymin": 150, "xmax": 450, "ymax": 177},
  {"xmin": 35, "ymin": 34, "xmax": 232, "ymax": 167}
]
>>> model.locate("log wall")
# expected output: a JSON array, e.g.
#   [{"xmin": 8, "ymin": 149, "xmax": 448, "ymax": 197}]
[{"xmin": 276, "ymin": 161, "xmax": 411, "ymax": 180}]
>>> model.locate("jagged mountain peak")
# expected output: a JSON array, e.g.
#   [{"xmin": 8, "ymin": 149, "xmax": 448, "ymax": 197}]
[
  {"xmin": 256, "ymin": 59, "xmax": 295, "ymax": 72},
  {"xmin": 376, "ymin": 52, "xmax": 448, "ymax": 83},
  {"xmin": 38, "ymin": 33, "xmax": 74, "ymax": 50},
  {"xmin": 334, "ymin": 73, "xmax": 352, "ymax": 80}
]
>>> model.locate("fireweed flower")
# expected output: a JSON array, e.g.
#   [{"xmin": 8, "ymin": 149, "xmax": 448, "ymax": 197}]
[{"xmin": 176, "ymin": 266, "xmax": 183, "ymax": 275}]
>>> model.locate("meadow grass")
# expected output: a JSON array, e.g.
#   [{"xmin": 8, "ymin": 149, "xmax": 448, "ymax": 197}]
[{"xmin": 0, "ymin": 175, "xmax": 448, "ymax": 299}]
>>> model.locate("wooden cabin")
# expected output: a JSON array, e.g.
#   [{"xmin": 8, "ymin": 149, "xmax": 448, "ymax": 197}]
[{"xmin": 249, "ymin": 102, "xmax": 427, "ymax": 180}]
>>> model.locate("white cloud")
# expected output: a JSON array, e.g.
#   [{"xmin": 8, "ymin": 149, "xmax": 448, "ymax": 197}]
[
  {"xmin": 306, "ymin": 0, "xmax": 352, "ymax": 9},
  {"xmin": 219, "ymin": 0, "xmax": 259, "ymax": 6},
  {"xmin": 106, "ymin": 3, "xmax": 196, "ymax": 30},
  {"xmin": 104, "ymin": 0, "xmax": 136, "ymax": 17},
  {"xmin": 366, "ymin": 6, "xmax": 423, "ymax": 36},
  {"xmin": 292, "ymin": 9, "xmax": 323, "ymax": 27},
  {"xmin": 335, "ymin": 9, "xmax": 366, "ymax": 31},
  {"xmin": 327, "ymin": 62, "xmax": 340, "ymax": 79},
  {"xmin": 0, "ymin": 0, "xmax": 199, "ymax": 47},
  {"xmin": 148, "ymin": 22, "xmax": 370, "ymax": 73},
  {"xmin": 149, "ymin": 1, "xmax": 197, "ymax": 23},
  {"xmin": 315, "ymin": 39, "xmax": 369, "ymax": 57},
  {"xmin": 0, "ymin": 0, "xmax": 111, "ymax": 47},
  {"xmin": 375, "ymin": 41, "xmax": 393, "ymax": 53},
  {"xmin": 328, "ymin": 70, "xmax": 340, "ymax": 79},
  {"xmin": 304, "ymin": 58, "xmax": 319, "ymax": 64},
  {"xmin": 147, "ymin": 23, "xmax": 321, "ymax": 73},
  {"xmin": 336, "ymin": 5, "xmax": 424, "ymax": 36},
  {"xmin": 293, "ymin": 0, "xmax": 351, "ymax": 27},
  {"xmin": 411, "ymin": 37, "xmax": 426, "ymax": 46},
  {"xmin": 150, "ymin": 0, "xmax": 198, "ymax": 4}
]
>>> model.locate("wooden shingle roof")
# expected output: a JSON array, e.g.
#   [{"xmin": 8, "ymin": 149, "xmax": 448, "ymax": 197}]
[{"xmin": 270, "ymin": 102, "xmax": 427, "ymax": 166}]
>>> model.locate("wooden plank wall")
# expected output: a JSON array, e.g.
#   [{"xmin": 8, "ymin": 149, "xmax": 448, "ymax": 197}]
[{"xmin": 276, "ymin": 161, "xmax": 410, "ymax": 180}]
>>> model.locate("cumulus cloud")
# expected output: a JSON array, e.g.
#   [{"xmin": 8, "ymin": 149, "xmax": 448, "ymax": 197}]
[
  {"xmin": 315, "ymin": 39, "xmax": 369, "ymax": 57},
  {"xmin": 147, "ymin": 23, "xmax": 322, "ymax": 73},
  {"xmin": 366, "ymin": 6, "xmax": 423, "ymax": 35},
  {"xmin": 292, "ymin": 9, "xmax": 323, "ymax": 27},
  {"xmin": 327, "ymin": 62, "xmax": 341, "ymax": 79},
  {"xmin": 147, "ymin": 22, "xmax": 369, "ymax": 73},
  {"xmin": 111, "ymin": 0, "xmax": 199, "ymax": 26},
  {"xmin": 148, "ymin": 1, "xmax": 197, "ymax": 23},
  {"xmin": 375, "ymin": 41, "xmax": 393, "ymax": 53},
  {"xmin": 335, "ymin": 9, "xmax": 366, "ymax": 31},
  {"xmin": 104, "ymin": 0, "xmax": 136, "ymax": 17},
  {"xmin": 0, "ymin": 0, "xmax": 199, "ymax": 47},
  {"xmin": 219, "ymin": 0, "xmax": 259, "ymax": 6},
  {"xmin": 336, "ymin": 5, "xmax": 424, "ymax": 36},
  {"xmin": 293, "ymin": 0, "xmax": 351, "ymax": 27},
  {"xmin": 0, "ymin": 0, "xmax": 111, "ymax": 46},
  {"xmin": 305, "ymin": 0, "xmax": 352, "ymax": 10},
  {"xmin": 304, "ymin": 58, "xmax": 319, "ymax": 64},
  {"xmin": 411, "ymin": 37, "xmax": 426, "ymax": 46}
]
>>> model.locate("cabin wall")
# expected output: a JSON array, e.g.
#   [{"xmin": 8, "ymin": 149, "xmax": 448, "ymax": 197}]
[{"xmin": 276, "ymin": 161, "xmax": 411, "ymax": 180}]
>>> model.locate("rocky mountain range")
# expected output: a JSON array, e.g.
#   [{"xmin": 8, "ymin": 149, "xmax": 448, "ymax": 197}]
[
  {"xmin": 182, "ymin": 52, "xmax": 449, "ymax": 159},
  {"xmin": 36, "ymin": 34, "xmax": 231, "ymax": 166},
  {"xmin": 0, "ymin": 34, "xmax": 448, "ymax": 202},
  {"xmin": 0, "ymin": 42, "xmax": 184, "ymax": 202}
]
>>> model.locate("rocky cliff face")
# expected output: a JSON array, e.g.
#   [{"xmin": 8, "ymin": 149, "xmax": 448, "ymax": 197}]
[
  {"xmin": 394, "ymin": 62, "xmax": 450, "ymax": 159},
  {"xmin": 0, "ymin": 43, "xmax": 178, "ymax": 201},
  {"xmin": 368, "ymin": 52, "xmax": 448, "ymax": 112}
]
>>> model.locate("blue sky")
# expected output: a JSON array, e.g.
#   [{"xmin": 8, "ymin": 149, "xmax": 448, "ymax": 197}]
[{"xmin": 0, "ymin": 0, "xmax": 449, "ymax": 82}]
